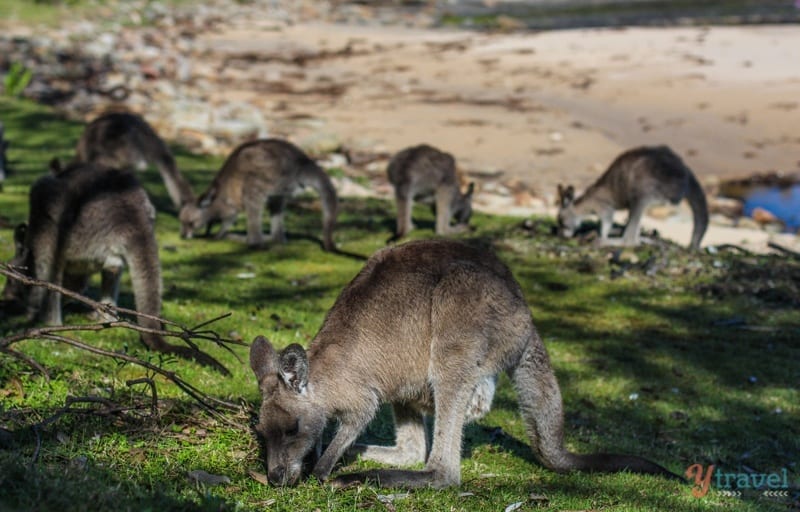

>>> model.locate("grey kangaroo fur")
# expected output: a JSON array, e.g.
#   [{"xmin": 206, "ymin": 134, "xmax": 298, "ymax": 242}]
[
  {"xmin": 2, "ymin": 162, "xmax": 226, "ymax": 373},
  {"xmin": 179, "ymin": 139, "xmax": 338, "ymax": 251},
  {"xmin": 387, "ymin": 144, "xmax": 474, "ymax": 239},
  {"xmin": 249, "ymin": 239, "xmax": 677, "ymax": 489},
  {"xmin": 74, "ymin": 111, "xmax": 196, "ymax": 210},
  {"xmin": 557, "ymin": 145, "xmax": 708, "ymax": 250}
]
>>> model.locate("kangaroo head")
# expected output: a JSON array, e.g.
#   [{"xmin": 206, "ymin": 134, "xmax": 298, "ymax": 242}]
[
  {"xmin": 1, "ymin": 223, "xmax": 32, "ymax": 310},
  {"xmin": 451, "ymin": 182, "xmax": 474, "ymax": 226},
  {"xmin": 556, "ymin": 184, "xmax": 580, "ymax": 238},
  {"xmin": 178, "ymin": 203, "xmax": 205, "ymax": 239},
  {"xmin": 250, "ymin": 336, "xmax": 325, "ymax": 487},
  {"xmin": 179, "ymin": 186, "xmax": 220, "ymax": 238}
]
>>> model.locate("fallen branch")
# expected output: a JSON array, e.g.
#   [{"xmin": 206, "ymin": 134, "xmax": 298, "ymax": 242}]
[
  {"xmin": 0, "ymin": 263, "xmax": 245, "ymax": 421},
  {"xmin": 1, "ymin": 264, "xmax": 245, "ymax": 360},
  {"xmin": 768, "ymin": 241, "xmax": 800, "ymax": 259},
  {"xmin": 713, "ymin": 243, "xmax": 755, "ymax": 256}
]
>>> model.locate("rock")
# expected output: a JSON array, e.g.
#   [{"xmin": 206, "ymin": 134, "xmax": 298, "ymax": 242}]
[
  {"xmin": 647, "ymin": 204, "xmax": 677, "ymax": 219},
  {"xmin": 334, "ymin": 177, "xmax": 374, "ymax": 198},
  {"xmin": 319, "ymin": 153, "xmax": 348, "ymax": 169},
  {"xmin": 751, "ymin": 206, "xmax": 779, "ymax": 224},
  {"xmin": 709, "ymin": 196, "xmax": 744, "ymax": 217},
  {"xmin": 301, "ymin": 132, "xmax": 342, "ymax": 155},
  {"xmin": 710, "ymin": 213, "xmax": 735, "ymax": 227},
  {"xmin": 763, "ymin": 222, "xmax": 785, "ymax": 234},
  {"xmin": 495, "ymin": 15, "xmax": 526, "ymax": 32},
  {"xmin": 170, "ymin": 99, "xmax": 212, "ymax": 133},
  {"xmin": 175, "ymin": 129, "xmax": 218, "ymax": 153},
  {"xmin": 210, "ymin": 119, "xmax": 261, "ymax": 142},
  {"xmin": 737, "ymin": 217, "xmax": 761, "ymax": 230},
  {"xmin": 512, "ymin": 190, "xmax": 538, "ymax": 207}
]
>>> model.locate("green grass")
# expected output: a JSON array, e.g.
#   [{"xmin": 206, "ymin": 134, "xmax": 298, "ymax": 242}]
[
  {"xmin": 0, "ymin": 97, "xmax": 798, "ymax": 511},
  {"xmin": 0, "ymin": 0, "xmax": 193, "ymax": 27}
]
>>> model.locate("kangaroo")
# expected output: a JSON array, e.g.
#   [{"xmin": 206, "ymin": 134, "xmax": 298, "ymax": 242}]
[
  {"xmin": 557, "ymin": 146, "xmax": 708, "ymax": 250},
  {"xmin": 387, "ymin": 144, "xmax": 474, "ymax": 240},
  {"xmin": 249, "ymin": 239, "xmax": 678, "ymax": 489},
  {"xmin": 1, "ymin": 162, "xmax": 224, "ymax": 372},
  {"xmin": 179, "ymin": 139, "xmax": 338, "ymax": 251},
  {"xmin": 74, "ymin": 111, "xmax": 195, "ymax": 210}
]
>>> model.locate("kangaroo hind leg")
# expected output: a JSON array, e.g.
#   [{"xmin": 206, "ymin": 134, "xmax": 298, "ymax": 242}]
[{"xmin": 348, "ymin": 403, "xmax": 428, "ymax": 467}]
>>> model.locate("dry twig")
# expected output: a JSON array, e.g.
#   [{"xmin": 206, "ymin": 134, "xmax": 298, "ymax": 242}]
[{"xmin": 0, "ymin": 264, "xmax": 245, "ymax": 420}]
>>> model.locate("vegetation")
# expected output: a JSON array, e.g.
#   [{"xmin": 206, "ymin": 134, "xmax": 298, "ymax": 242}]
[{"xmin": 0, "ymin": 97, "xmax": 797, "ymax": 511}]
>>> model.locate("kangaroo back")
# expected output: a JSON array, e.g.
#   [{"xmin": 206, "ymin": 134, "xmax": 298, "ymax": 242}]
[
  {"xmin": 387, "ymin": 144, "xmax": 456, "ymax": 189},
  {"xmin": 76, "ymin": 112, "xmax": 195, "ymax": 209}
]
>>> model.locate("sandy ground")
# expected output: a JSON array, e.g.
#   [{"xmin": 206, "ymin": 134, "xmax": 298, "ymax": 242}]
[{"xmin": 194, "ymin": 21, "xmax": 800, "ymax": 251}]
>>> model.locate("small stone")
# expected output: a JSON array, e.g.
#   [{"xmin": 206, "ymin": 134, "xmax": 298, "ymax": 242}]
[
  {"xmin": 512, "ymin": 190, "xmax": 537, "ymax": 207},
  {"xmin": 751, "ymin": 206, "xmax": 779, "ymax": 224},
  {"xmin": 647, "ymin": 205, "xmax": 677, "ymax": 219},
  {"xmin": 708, "ymin": 196, "xmax": 744, "ymax": 217},
  {"xmin": 710, "ymin": 213, "xmax": 735, "ymax": 227},
  {"xmin": 737, "ymin": 217, "xmax": 761, "ymax": 230}
]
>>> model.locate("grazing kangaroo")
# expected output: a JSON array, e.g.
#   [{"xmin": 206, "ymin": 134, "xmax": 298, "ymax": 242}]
[
  {"xmin": 2, "ymin": 162, "xmax": 224, "ymax": 372},
  {"xmin": 74, "ymin": 111, "xmax": 195, "ymax": 210},
  {"xmin": 387, "ymin": 144, "xmax": 474, "ymax": 240},
  {"xmin": 249, "ymin": 239, "xmax": 677, "ymax": 489},
  {"xmin": 557, "ymin": 146, "xmax": 708, "ymax": 250},
  {"xmin": 179, "ymin": 139, "xmax": 338, "ymax": 251}
]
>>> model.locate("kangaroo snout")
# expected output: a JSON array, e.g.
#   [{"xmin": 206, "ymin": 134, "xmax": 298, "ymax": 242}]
[{"xmin": 267, "ymin": 466, "xmax": 287, "ymax": 486}]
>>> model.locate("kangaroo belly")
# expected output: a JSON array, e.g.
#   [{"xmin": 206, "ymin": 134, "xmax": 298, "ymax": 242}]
[{"xmin": 62, "ymin": 236, "xmax": 128, "ymax": 274}]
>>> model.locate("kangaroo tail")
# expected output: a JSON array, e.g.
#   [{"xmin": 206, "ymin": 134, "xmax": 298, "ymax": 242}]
[
  {"xmin": 124, "ymin": 224, "xmax": 164, "ymax": 342},
  {"xmin": 511, "ymin": 335, "xmax": 682, "ymax": 480},
  {"xmin": 125, "ymin": 226, "xmax": 229, "ymax": 375},
  {"xmin": 149, "ymin": 137, "xmax": 196, "ymax": 210},
  {"xmin": 686, "ymin": 172, "xmax": 708, "ymax": 251},
  {"xmin": 306, "ymin": 165, "xmax": 339, "ymax": 251}
]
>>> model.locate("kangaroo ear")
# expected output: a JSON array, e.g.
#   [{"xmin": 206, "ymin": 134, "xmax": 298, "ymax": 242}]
[
  {"xmin": 250, "ymin": 335, "xmax": 279, "ymax": 385},
  {"xmin": 49, "ymin": 157, "xmax": 62, "ymax": 174},
  {"xmin": 13, "ymin": 223, "xmax": 27, "ymax": 253},
  {"xmin": 557, "ymin": 184, "xmax": 575, "ymax": 206},
  {"xmin": 279, "ymin": 344, "xmax": 309, "ymax": 394},
  {"xmin": 465, "ymin": 182, "xmax": 475, "ymax": 197}
]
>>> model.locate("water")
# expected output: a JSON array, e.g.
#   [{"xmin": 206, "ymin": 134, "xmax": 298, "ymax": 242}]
[
  {"xmin": 441, "ymin": 0, "xmax": 800, "ymax": 31},
  {"xmin": 743, "ymin": 185, "xmax": 800, "ymax": 231}
]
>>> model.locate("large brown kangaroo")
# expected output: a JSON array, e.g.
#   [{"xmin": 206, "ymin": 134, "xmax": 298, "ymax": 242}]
[
  {"xmin": 179, "ymin": 139, "xmax": 338, "ymax": 251},
  {"xmin": 1, "ymin": 162, "xmax": 225, "ymax": 372},
  {"xmin": 387, "ymin": 144, "xmax": 474, "ymax": 240},
  {"xmin": 249, "ymin": 239, "xmax": 678, "ymax": 489},
  {"xmin": 74, "ymin": 111, "xmax": 195, "ymax": 210},
  {"xmin": 557, "ymin": 145, "xmax": 708, "ymax": 250}
]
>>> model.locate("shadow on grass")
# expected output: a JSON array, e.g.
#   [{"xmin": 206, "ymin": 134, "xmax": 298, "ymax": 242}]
[{"xmin": 0, "ymin": 410, "xmax": 237, "ymax": 512}]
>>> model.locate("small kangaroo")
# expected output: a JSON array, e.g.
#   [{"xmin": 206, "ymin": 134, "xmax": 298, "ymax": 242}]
[
  {"xmin": 249, "ymin": 239, "xmax": 677, "ymax": 489},
  {"xmin": 2, "ymin": 162, "xmax": 224, "ymax": 372},
  {"xmin": 387, "ymin": 144, "xmax": 474, "ymax": 240},
  {"xmin": 74, "ymin": 111, "xmax": 195, "ymax": 210},
  {"xmin": 179, "ymin": 139, "xmax": 338, "ymax": 251},
  {"xmin": 557, "ymin": 146, "xmax": 708, "ymax": 250}
]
